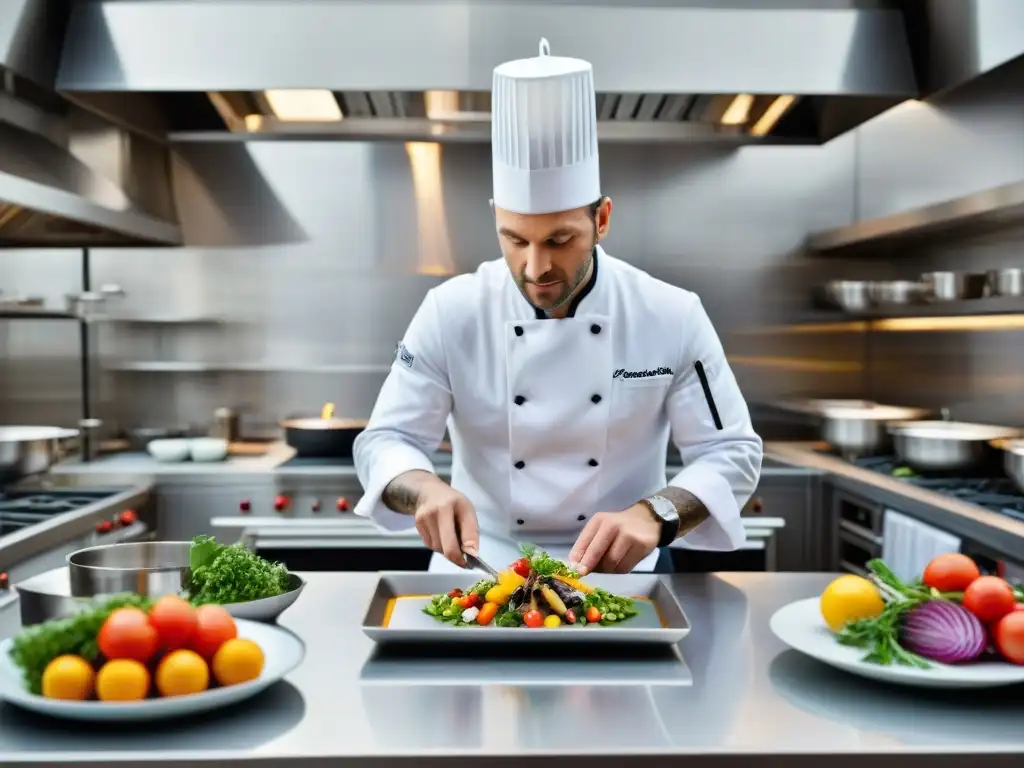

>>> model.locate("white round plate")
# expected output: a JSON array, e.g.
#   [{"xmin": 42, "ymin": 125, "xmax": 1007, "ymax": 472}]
[
  {"xmin": 0, "ymin": 619, "xmax": 305, "ymax": 721},
  {"xmin": 770, "ymin": 597, "xmax": 1024, "ymax": 689}
]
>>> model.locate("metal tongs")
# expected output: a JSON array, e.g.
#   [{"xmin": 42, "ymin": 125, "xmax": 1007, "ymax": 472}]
[{"xmin": 463, "ymin": 551, "xmax": 500, "ymax": 579}]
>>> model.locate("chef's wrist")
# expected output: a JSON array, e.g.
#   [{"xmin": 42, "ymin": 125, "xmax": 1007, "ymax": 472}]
[{"xmin": 382, "ymin": 470, "xmax": 445, "ymax": 515}]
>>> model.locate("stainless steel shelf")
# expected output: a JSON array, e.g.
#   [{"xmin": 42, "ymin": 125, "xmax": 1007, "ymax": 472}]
[
  {"xmin": 107, "ymin": 362, "xmax": 392, "ymax": 374},
  {"xmin": 0, "ymin": 309, "xmax": 80, "ymax": 320},
  {"xmin": 806, "ymin": 180, "xmax": 1024, "ymax": 254},
  {"xmin": 798, "ymin": 296, "xmax": 1024, "ymax": 323}
]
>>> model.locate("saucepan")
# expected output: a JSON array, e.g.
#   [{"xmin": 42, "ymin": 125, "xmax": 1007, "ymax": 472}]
[
  {"xmin": 990, "ymin": 438, "xmax": 1024, "ymax": 494},
  {"xmin": 887, "ymin": 420, "xmax": 1022, "ymax": 473},
  {"xmin": 280, "ymin": 402, "xmax": 368, "ymax": 459},
  {"xmin": 818, "ymin": 404, "xmax": 931, "ymax": 459}
]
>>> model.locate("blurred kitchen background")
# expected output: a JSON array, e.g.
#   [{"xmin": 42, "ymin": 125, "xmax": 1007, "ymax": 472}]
[{"xmin": 4, "ymin": 1, "xmax": 1024, "ymax": 442}]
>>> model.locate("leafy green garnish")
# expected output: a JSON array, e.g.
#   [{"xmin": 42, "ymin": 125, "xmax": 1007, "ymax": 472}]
[
  {"xmin": 186, "ymin": 535, "xmax": 290, "ymax": 606},
  {"xmin": 520, "ymin": 543, "xmax": 579, "ymax": 578},
  {"xmin": 583, "ymin": 588, "xmax": 639, "ymax": 624},
  {"xmin": 9, "ymin": 594, "xmax": 152, "ymax": 694}
]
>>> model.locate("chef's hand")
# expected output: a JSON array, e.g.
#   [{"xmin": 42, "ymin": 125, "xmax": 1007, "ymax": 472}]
[
  {"xmin": 412, "ymin": 475, "xmax": 480, "ymax": 568},
  {"xmin": 569, "ymin": 504, "xmax": 660, "ymax": 576}
]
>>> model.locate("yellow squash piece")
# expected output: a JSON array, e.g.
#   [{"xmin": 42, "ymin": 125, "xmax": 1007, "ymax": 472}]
[
  {"xmin": 485, "ymin": 585, "xmax": 511, "ymax": 605},
  {"xmin": 553, "ymin": 574, "xmax": 594, "ymax": 595},
  {"xmin": 540, "ymin": 584, "xmax": 568, "ymax": 616},
  {"xmin": 497, "ymin": 569, "xmax": 526, "ymax": 591}
]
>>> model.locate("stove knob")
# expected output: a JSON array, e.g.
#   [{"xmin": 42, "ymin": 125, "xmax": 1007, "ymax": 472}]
[
  {"xmin": 274, "ymin": 495, "xmax": 289, "ymax": 513},
  {"xmin": 0, "ymin": 573, "xmax": 8, "ymax": 591},
  {"xmin": 311, "ymin": 500, "xmax": 321, "ymax": 513},
  {"xmin": 239, "ymin": 499, "xmax": 251, "ymax": 514},
  {"xmin": 96, "ymin": 520, "xmax": 114, "ymax": 535},
  {"xmin": 117, "ymin": 509, "xmax": 137, "ymax": 527},
  {"xmin": 336, "ymin": 497, "xmax": 350, "ymax": 512}
]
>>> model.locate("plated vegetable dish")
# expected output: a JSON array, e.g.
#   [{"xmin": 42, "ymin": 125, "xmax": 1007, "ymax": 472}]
[
  {"xmin": 821, "ymin": 554, "xmax": 1024, "ymax": 668},
  {"xmin": 423, "ymin": 547, "xmax": 639, "ymax": 628}
]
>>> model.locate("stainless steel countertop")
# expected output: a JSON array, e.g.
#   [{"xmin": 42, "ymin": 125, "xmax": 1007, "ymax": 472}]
[{"xmin": 2, "ymin": 572, "xmax": 1023, "ymax": 767}]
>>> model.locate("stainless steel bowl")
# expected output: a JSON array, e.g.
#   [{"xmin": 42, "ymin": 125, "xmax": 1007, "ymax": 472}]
[
  {"xmin": 824, "ymin": 280, "xmax": 870, "ymax": 311},
  {"xmin": 921, "ymin": 271, "xmax": 987, "ymax": 301},
  {"xmin": 820, "ymin": 405, "xmax": 931, "ymax": 459},
  {"xmin": 221, "ymin": 573, "xmax": 306, "ymax": 622},
  {"xmin": 888, "ymin": 421, "xmax": 1021, "ymax": 472},
  {"xmin": 0, "ymin": 425, "xmax": 80, "ymax": 484},
  {"xmin": 986, "ymin": 268, "xmax": 1024, "ymax": 297},
  {"xmin": 867, "ymin": 280, "xmax": 923, "ymax": 306},
  {"xmin": 67, "ymin": 541, "xmax": 191, "ymax": 599}
]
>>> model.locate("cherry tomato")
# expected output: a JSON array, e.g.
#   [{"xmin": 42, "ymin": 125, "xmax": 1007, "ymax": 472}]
[
  {"xmin": 459, "ymin": 593, "xmax": 480, "ymax": 609},
  {"xmin": 189, "ymin": 605, "xmax": 238, "ymax": 659},
  {"xmin": 476, "ymin": 602, "xmax": 499, "ymax": 626},
  {"xmin": 962, "ymin": 576, "xmax": 1017, "ymax": 623},
  {"xmin": 585, "ymin": 606, "xmax": 601, "ymax": 624},
  {"xmin": 148, "ymin": 595, "xmax": 198, "ymax": 651},
  {"xmin": 922, "ymin": 553, "xmax": 981, "ymax": 592},
  {"xmin": 511, "ymin": 558, "xmax": 531, "ymax": 578},
  {"xmin": 993, "ymin": 610, "xmax": 1024, "ymax": 664},
  {"xmin": 98, "ymin": 607, "xmax": 159, "ymax": 663},
  {"xmin": 523, "ymin": 610, "xmax": 543, "ymax": 628},
  {"xmin": 564, "ymin": 609, "xmax": 577, "ymax": 625},
  {"xmin": 448, "ymin": 589, "xmax": 463, "ymax": 599}
]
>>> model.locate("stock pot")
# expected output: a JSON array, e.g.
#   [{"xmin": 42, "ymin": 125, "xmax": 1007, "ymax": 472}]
[
  {"xmin": 0, "ymin": 426, "xmax": 79, "ymax": 484},
  {"xmin": 888, "ymin": 421, "xmax": 1021, "ymax": 472}
]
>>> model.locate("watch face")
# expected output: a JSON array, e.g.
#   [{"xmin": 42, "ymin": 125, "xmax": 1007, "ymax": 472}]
[{"xmin": 650, "ymin": 496, "xmax": 679, "ymax": 523}]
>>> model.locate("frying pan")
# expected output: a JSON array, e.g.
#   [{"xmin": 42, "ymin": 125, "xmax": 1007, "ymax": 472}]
[{"xmin": 280, "ymin": 403, "xmax": 368, "ymax": 459}]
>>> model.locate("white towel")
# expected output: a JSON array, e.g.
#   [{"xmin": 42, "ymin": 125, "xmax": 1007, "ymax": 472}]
[{"xmin": 882, "ymin": 509, "xmax": 961, "ymax": 583}]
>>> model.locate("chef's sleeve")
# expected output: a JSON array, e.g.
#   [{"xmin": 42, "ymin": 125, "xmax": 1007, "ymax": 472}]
[
  {"xmin": 353, "ymin": 289, "xmax": 453, "ymax": 532},
  {"xmin": 665, "ymin": 297, "xmax": 763, "ymax": 550}
]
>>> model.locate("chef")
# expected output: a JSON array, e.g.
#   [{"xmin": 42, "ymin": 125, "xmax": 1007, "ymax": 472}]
[{"xmin": 354, "ymin": 39, "xmax": 762, "ymax": 575}]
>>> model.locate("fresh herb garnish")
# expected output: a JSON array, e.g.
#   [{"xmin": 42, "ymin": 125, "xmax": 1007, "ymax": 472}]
[{"xmin": 186, "ymin": 535, "xmax": 291, "ymax": 606}]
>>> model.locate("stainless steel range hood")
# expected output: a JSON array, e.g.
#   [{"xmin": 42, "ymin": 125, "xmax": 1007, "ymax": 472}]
[
  {"xmin": 42, "ymin": 0, "xmax": 1024, "ymax": 146},
  {"xmin": 0, "ymin": 0, "xmax": 182, "ymax": 247}
]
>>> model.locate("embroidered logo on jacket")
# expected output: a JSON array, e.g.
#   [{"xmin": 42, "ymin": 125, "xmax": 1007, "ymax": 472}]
[
  {"xmin": 613, "ymin": 366, "xmax": 673, "ymax": 379},
  {"xmin": 395, "ymin": 343, "xmax": 415, "ymax": 369}
]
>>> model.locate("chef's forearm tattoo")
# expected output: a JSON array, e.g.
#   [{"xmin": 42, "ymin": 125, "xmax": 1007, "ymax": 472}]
[
  {"xmin": 382, "ymin": 477, "xmax": 422, "ymax": 515},
  {"xmin": 655, "ymin": 487, "xmax": 711, "ymax": 538}
]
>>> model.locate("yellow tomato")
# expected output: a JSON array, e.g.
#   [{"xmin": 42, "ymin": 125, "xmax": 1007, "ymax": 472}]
[
  {"xmin": 485, "ymin": 586, "xmax": 510, "ymax": 605},
  {"xmin": 543, "ymin": 614, "xmax": 562, "ymax": 628},
  {"xmin": 41, "ymin": 655, "xmax": 95, "ymax": 701},
  {"xmin": 212, "ymin": 639, "xmax": 265, "ymax": 687},
  {"xmin": 497, "ymin": 569, "xmax": 526, "ymax": 591},
  {"xmin": 156, "ymin": 649, "xmax": 210, "ymax": 697},
  {"xmin": 95, "ymin": 659, "xmax": 150, "ymax": 702},
  {"xmin": 819, "ymin": 574, "xmax": 885, "ymax": 632}
]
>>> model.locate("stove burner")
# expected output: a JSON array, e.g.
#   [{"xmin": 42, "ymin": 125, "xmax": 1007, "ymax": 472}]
[
  {"xmin": 0, "ymin": 488, "xmax": 125, "ymax": 537},
  {"xmin": 822, "ymin": 451, "xmax": 1024, "ymax": 522}
]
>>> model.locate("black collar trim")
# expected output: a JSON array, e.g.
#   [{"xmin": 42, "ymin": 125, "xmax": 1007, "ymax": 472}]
[{"xmin": 531, "ymin": 247, "xmax": 599, "ymax": 320}]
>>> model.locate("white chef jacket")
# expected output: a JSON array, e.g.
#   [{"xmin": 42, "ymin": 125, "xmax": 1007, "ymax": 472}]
[{"xmin": 353, "ymin": 246, "xmax": 763, "ymax": 573}]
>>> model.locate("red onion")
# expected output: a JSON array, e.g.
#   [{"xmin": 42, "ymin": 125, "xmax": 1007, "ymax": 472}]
[{"xmin": 901, "ymin": 600, "xmax": 987, "ymax": 664}]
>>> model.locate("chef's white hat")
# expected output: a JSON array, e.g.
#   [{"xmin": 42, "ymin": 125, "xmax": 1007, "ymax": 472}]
[{"xmin": 491, "ymin": 38, "xmax": 600, "ymax": 215}]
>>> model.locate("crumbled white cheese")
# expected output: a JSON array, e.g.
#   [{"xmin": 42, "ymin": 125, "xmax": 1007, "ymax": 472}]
[{"xmin": 462, "ymin": 606, "xmax": 480, "ymax": 622}]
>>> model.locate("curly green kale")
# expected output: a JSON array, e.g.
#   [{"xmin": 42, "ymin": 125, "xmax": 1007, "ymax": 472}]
[{"xmin": 186, "ymin": 535, "xmax": 290, "ymax": 605}]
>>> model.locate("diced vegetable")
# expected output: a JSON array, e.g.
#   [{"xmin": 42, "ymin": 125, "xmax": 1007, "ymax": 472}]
[
  {"xmin": 585, "ymin": 606, "xmax": 601, "ymax": 624},
  {"xmin": 900, "ymin": 600, "xmax": 986, "ymax": 664},
  {"xmin": 458, "ymin": 593, "xmax": 481, "ymax": 610},
  {"xmin": 922, "ymin": 553, "xmax": 981, "ymax": 593},
  {"xmin": 523, "ymin": 610, "xmax": 543, "ymax": 628},
  {"xmin": 461, "ymin": 606, "xmax": 480, "ymax": 623},
  {"xmin": 485, "ymin": 586, "xmax": 510, "ymax": 605},
  {"xmin": 497, "ymin": 570, "xmax": 526, "ymax": 592},
  {"xmin": 962, "ymin": 576, "xmax": 1016, "ymax": 623},
  {"xmin": 553, "ymin": 574, "xmax": 594, "ymax": 595},
  {"xmin": 539, "ymin": 584, "xmax": 568, "ymax": 616},
  {"xmin": 476, "ymin": 602, "xmax": 499, "ymax": 626},
  {"xmin": 543, "ymin": 614, "xmax": 561, "ymax": 628}
]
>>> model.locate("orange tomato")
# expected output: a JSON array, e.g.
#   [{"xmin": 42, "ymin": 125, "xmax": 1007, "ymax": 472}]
[
  {"xmin": 476, "ymin": 602, "xmax": 499, "ymax": 626},
  {"xmin": 155, "ymin": 649, "xmax": 210, "ymax": 697},
  {"xmin": 189, "ymin": 604, "xmax": 238, "ymax": 659},
  {"xmin": 95, "ymin": 659, "xmax": 150, "ymax": 701},
  {"xmin": 149, "ymin": 595, "xmax": 198, "ymax": 651},
  {"xmin": 98, "ymin": 607, "xmax": 159, "ymax": 663}
]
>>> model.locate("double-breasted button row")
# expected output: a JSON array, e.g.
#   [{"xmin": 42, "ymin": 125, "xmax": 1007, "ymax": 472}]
[
  {"xmin": 516, "ymin": 515, "xmax": 587, "ymax": 527},
  {"xmin": 513, "ymin": 459, "xmax": 599, "ymax": 469},
  {"xmin": 514, "ymin": 393, "xmax": 601, "ymax": 405},
  {"xmin": 515, "ymin": 324, "xmax": 600, "ymax": 336}
]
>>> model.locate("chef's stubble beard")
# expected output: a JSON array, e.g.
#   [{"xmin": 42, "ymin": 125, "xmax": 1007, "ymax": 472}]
[{"xmin": 516, "ymin": 233, "xmax": 597, "ymax": 312}]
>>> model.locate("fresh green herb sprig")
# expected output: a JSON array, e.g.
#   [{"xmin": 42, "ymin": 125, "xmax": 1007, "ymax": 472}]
[
  {"xmin": 187, "ymin": 535, "xmax": 290, "ymax": 605},
  {"xmin": 9, "ymin": 594, "xmax": 152, "ymax": 694},
  {"xmin": 520, "ymin": 543, "xmax": 579, "ymax": 578}
]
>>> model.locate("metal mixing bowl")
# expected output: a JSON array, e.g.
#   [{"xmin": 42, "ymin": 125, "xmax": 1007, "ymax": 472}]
[{"xmin": 67, "ymin": 541, "xmax": 191, "ymax": 599}]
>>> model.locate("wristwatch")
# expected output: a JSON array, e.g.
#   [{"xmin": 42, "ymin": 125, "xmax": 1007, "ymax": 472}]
[{"xmin": 640, "ymin": 495, "xmax": 680, "ymax": 549}]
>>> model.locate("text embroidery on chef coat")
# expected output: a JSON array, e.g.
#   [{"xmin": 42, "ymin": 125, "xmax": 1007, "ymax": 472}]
[
  {"xmin": 613, "ymin": 367, "xmax": 673, "ymax": 380},
  {"xmin": 395, "ymin": 343, "xmax": 415, "ymax": 369}
]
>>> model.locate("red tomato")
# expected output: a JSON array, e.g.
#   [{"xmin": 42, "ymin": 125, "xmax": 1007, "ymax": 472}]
[
  {"xmin": 523, "ymin": 610, "xmax": 543, "ymax": 628},
  {"xmin": 585, "ymin": 606, "xmax": 601, "ymax": 624},
  {"xmin": 993, "ymin": 610, "xmax": 1024, "ymax": 665},
  {"xmin": 459, "ymin": 593, "xmax": 480, "ymax": 609},
  {"xmin": 921, "ymin": 553, "xmax": 981, "ymax": 592},
  {"xmin": 962, "ymin": 576, "xmax": 1017, "ymax": 623},
  {"xmin": 189, "ymin": 605, "xmax": 238, "ymax": 659},
  {"xmin": 148, "ymin": 595, "xmax": 198, "ymax": 651},
  {"xmin": 447, "ymin": 589, "xmax": 463, "ymax": 598},
  {"xmin": 98, "ymin": 607, "xmax": 159, "ymax": 663},
  {"xmin": 510, "ymin": 558, "xmax": 531, "ymax": 578}
]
